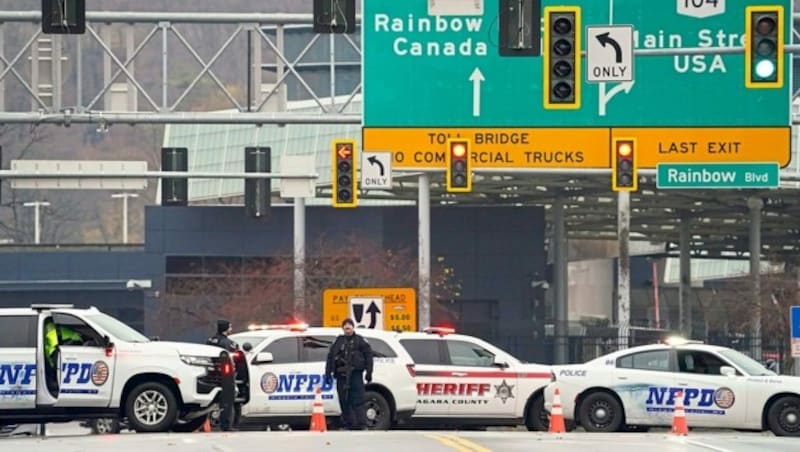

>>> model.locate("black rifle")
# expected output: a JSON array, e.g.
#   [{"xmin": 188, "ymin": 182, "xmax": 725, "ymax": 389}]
[{"xmin": 335, "ymin": 345, "xmax": 355, "ymax": 402}]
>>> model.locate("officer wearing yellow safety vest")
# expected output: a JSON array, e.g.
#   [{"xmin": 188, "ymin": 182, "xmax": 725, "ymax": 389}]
[{"xmin": 43, "ymin": 318, "xmax": 83, "ymax": 394}]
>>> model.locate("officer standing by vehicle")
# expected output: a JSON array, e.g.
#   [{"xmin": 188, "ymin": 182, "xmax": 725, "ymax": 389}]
[
  {"xmin": 325, "ymin": 318, "xmax": 374, "ymax": 430},
  {"xmin": 206, "ymin": 319, "xmax": 238, "ymax": 431}
]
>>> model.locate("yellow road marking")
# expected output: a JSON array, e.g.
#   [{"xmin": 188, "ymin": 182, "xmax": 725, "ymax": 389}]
[
  {"xmin": 443, "ymin": 434, "xmax": 492, "ymax": 452},
  {"xmin": 425, "ymin": 433, "xmax": 492, "ymax": 452}
]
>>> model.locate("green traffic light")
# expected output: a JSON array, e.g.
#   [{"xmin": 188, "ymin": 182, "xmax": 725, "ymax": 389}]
[{"xmin": 754, "ymin": 59, "xmax": 777, "ymax": 80}]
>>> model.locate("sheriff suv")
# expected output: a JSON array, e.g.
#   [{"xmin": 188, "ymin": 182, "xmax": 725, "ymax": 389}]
[
  {"xmin": 396, "ymin": 327, "xmax": 554, "ymax": 431},
  {"xmin": 0, "ymin": 305, "xmax": 232, "ymax": 433},
  {"xmin": 229, "ymin": 323, "xmax": 417, "ymax": 430}
]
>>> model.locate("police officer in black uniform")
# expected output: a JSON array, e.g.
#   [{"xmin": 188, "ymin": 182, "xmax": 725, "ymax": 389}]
[
  {"xmin": 206, "ymin": 319, "xmax": 238, "ymax": 431},
  {"xmin": 324, "ymin": 318, "xmax": 374, "ymax": 430}
]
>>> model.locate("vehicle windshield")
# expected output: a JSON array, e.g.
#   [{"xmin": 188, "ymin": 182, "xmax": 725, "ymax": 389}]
[
  {"xmin": 718, "ymin": 349, "xmax": 776, "ymax": 376},
  {"xmin": 84, "ymin": 313, "xmax": 150, "ymax": 343}
]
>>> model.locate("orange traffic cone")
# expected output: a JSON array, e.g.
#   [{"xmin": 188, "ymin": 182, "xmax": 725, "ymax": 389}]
[
  {"xmin": 671, "ymin": 390, "xmax": 688, "ymax": 435},
  {"xmin": 548, "ymin": 387, "xmax": 566, "ymax": 433},
  {"xmin": 309, "ymin": 387, "xmax": 327, "ymax": 432},
  {"xmin": 197, "ymin": 415, "xmax": 211, "ymax": 432}
]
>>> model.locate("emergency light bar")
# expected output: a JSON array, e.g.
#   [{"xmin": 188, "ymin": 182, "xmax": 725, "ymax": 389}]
[
  {"xmin": 247, "ymin": 322, "xmax": 309, "ymax": 332},
  {"xmin": 662, "ymin": 336, "xmax": 704, "ymax": 346},
  {"xmin": 423, "ymin": 327, "xmax": 456, "ymax": 336},
  {"xmin": 31, "ymin": 303, "xmax": 75, "ymax": 311}
]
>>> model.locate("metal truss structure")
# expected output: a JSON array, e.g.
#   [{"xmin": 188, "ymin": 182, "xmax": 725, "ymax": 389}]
[
  {"xmin": 1, "ymin": 10, "xmax": 800, "ymax": 257},
  {"xmin": 0, "ymin": 11, "xmax": 361, "ymax": 124}
]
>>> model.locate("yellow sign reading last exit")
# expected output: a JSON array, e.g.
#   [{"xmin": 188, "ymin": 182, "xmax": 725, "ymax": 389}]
[
  {"xmin": 322, "ymin": 287, "xmax": 417, "ymax": 332},
  {"xmin": 362, "ymin": 127, "xmax": 791, "ymax": 169}
]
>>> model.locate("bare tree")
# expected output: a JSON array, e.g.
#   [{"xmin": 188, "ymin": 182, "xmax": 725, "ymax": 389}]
[
  {"xmin": 701, "ymin": 257, "xmax": 799, "ymax": 372},
  {"xmin": 0, "ymin": 124, "xmax": 50, "ymax": 243},
  {"xmin": 153, "ymin": 234, "xmax": 462, "ymax": 338}
]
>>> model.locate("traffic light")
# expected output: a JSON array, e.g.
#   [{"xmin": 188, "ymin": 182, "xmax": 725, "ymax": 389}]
[
  {"xmin": 161, "ymin": 147, "xmax": 188, "ymax": 206},
  {"xmin": 745, "ymin": 6, "xmax": 784, "ymax": 88},
  {"xmin": 446, "ymin": 138, "xmax": 472, "ymax": 193},
  {"xmin": 611, "ymin": 138, "xmax": 637, "ymax": 192},
  {"xmin": 498, "ymin": 0, "xmax": 541, "ymax": 57},
  {"xmin": 313, "ymin": 0, "xmax": 356, "ymax": 34},
  {"xmin": 245, "ymin": 147, "xmax": 271, "ymax": 218},
  {"xmin": 543, "ymin": 6, "xmax": 581, "ymax": 109},
  {"xmin": 332, "ymin": 139, "xmax": 357, "ymax": 208},
  {"xmin": 41, "ymin": 0, "xmax": 86, "ymax": 34}
]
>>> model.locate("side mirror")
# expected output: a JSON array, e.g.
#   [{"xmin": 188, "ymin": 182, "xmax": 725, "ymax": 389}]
[
  {"xmin": 720, "ymin": 366, "xmax": 736, "ymax": 377},
  {"xmin": 493, "ymin": 357, "xmax": 509, "ymax": 369},
  {"xmin": 242, "ymin": 342, "xmax": 253, "ymax": 352},
  {"xmin": 254, "ymin": 352, "xmax": 274, "ymax": 364},
  {"xmin": 103, "ymin": 335, "xmax": 112, "ymax": 347},
  {"xmin": 149, "ymin": 336, "xmax": 160, "ymax": 341}
]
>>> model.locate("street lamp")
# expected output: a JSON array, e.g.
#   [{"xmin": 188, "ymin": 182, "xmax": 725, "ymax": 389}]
[
  {"xmin": 23, "ymin": 201, "xmax": 51, "ymax": 244},
  {"xmin": 111, "ymin": 192, "xmax": 139, "ymax": 244}
]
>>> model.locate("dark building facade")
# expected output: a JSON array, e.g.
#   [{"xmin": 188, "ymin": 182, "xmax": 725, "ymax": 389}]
[{"xmin": 0, "ymin": 204, "xmax": 549, "ymax": 363}]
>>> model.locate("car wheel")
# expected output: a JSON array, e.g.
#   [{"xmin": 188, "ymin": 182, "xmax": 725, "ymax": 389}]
[
  {"xmin": 767, "ymin": 396, "xmax": 800, "ymax": 437},
  {"xmin": 364, "ymin": 391, "xmax": 392, "ymax": 430},
  {"xmin": 525, "ymin": 395, "xmax": 549, "ymax": 431},
  {"xmin": 90, "ymin": 418, "xmax": 121, "ymax": 434},
  {"xmin": 124, "ymin": 381, "xmax": 179, "ymax": 433},
  {"xmin": 579, "ymin": 391, "xmax": 624, "ymax": 433},
  {"xmin": 170, "ymin": 416, "xmax": 208, "ymax": 433}
]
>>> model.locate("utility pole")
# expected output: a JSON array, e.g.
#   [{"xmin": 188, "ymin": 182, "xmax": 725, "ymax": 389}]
[
  {"xmin": 23, "ymin": 201, "xmax": 51, "ymax": 244},
  {"xmin": 111, "ymin": 193, "xmax": 139, "ymax": 244}
]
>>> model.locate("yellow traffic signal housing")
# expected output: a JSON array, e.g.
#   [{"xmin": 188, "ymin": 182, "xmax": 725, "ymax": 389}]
[
  {"xmin": 611, "ymin": 138, "xmax": 638, "ymax": 192},
  {"xmin": 332, "ymin": 139, "xmax": 358, "ymax": 208},
  {"xmin": 446, "ymin": 138, "xmax": 472, "ymax": 193},
  {"xmin": 543, "ymin": 6, "xmax": 581, "ymax": 110},
  {"xmin": 745, "ymin": 5, "xmax": 784, "ymax": 89}
]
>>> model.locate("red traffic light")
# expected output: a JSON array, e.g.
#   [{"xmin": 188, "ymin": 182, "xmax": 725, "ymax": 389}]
[
  {"xmin": 616, "ymin": 140, "xmax": 633, "ymax": 158},
  {"xmin": 450, "ymin": 141, "xmax": 468, "ymax": 158},
  {"xmin": 612, "ymin": 138, "xmax": 637, "ymax": 192}
]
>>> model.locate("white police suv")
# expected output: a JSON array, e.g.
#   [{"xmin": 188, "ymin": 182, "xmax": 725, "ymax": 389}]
[
  {"xmin": 229, "ymin": 323, "xmax": 417, "ymax": 430},
  {"xmin": 543, "ymin": 337, "xmax": 800, "ymax": 436},
  {"xmin": 0, "ymin": 305, "xmax": 231, "ymax": 433},
  {"xmin": 395, "ymin": 327, "xmax": 554, "ymax": 431}
]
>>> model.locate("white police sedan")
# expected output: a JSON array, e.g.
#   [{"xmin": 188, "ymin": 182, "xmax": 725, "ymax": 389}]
[{"xmin": 543, "ymin": 338, "xmax": 800, "ymax": 436}]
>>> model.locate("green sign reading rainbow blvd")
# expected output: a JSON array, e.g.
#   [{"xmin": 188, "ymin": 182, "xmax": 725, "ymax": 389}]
[{"xmin": 362, "ymin": 0, "xmax": 792, "ymax": 128}]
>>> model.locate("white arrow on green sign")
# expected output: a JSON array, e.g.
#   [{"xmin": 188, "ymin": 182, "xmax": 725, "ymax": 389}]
[
  {"xmin": 362, "ymin": 0, "xmax": 791, "ymax": 127},
  {"xmin": 656, "ymin": 162, "xmax": 780, "ymax": 189}
]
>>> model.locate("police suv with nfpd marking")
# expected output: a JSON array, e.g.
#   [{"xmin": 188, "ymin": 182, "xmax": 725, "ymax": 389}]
[
  {"xmin": 543, "ymin": 337, "xmax": 800, "ymax": 436},
  {"xmin": 229, "ymin": 323, "xmax": 417, "ymax": 430},
  {"xmin": 0, "ymin": 305, "xmax": 232, "ymax": 433},
  {"xmin": 396, "ymin": 327, "xmax": 554, "ymax": 431}
]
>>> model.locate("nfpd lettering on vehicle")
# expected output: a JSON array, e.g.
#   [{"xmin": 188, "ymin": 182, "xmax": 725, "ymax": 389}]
[
  {"xmin": 59, "ymin": 362, "xmax": 108, "ymax": 394},
  {"xmin": 645, "ymin": 386, "xmax": 735, "ymax": 415},
  {"xmin": 260, "ymin": 372, "xmax": 335, "ymax": 400},
  {"xmin": 0, "ymin": 363, "xmax": 36, "ymax": 396}
]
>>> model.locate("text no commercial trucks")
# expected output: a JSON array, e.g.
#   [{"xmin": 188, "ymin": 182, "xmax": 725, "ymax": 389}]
[
  {"xmin": 229, "ymin": 323, "xmax": 418, "ymax": 430},
  {"xmin": 0, "ymin": 305, "xmax": 234, "ymax": 433}
]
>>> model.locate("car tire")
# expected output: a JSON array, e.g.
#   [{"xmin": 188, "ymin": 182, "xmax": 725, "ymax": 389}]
[
  {"xmin": 579, "ymin": 391, "xmax": 624, "ymax": 433},
  {"xmin": 90, "ymin": 418, "xmax": 121, "ymax": 435},
  {"xmin": 124, "ymin": 381, "xmax": 179, "ymax": 433},
  {"xmin": 170, "ymin": 416, "xmax": 208, "ymax": 433},
  {"xmin": 525, "ymin": 395, "xmax": 548, "ymax": 431},
  {"xmin": 767, "ymin": 395, "xmax": 800, "ymax": 437},
  {"xmin": 364, "ymin": 391, "xmax": 392, "ymax": 430}
]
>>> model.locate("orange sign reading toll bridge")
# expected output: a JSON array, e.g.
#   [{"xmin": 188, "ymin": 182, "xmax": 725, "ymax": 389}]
[{"xmin": 362, "ymin": 127, "xmax": 791, "ymax": 169}]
